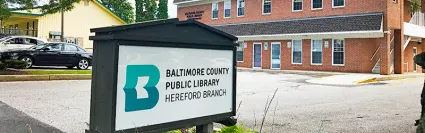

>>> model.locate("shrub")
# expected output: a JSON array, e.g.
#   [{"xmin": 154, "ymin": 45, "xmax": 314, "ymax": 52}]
[
  {"xmin": 0, "ymin": 62, "xmax": 7, "ymax": 70},
  {"xmin": 3, "ymin": 59, "xmax": 28, "ymax": 69},
  {"xmin": 217, "ymin": 125, "xmax": 259, "ymax": 133}
]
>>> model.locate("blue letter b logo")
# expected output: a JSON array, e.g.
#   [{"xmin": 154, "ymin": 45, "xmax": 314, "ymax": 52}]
[{"xmin": 123, "ymin": 65, "xmax": 160, "ymax": 112}]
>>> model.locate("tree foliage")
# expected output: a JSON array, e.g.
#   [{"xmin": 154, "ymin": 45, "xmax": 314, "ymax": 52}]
[
  {"xmin": 0, "ymin": 0, "xmax": 82, "ymax": 20},
  {"xmin": 145, "ymin": 0, "xmax": 157, "ymax": 21},
  {"xmin": 157, "ymin": 0, "xmax": 168, "ymax": 19},
  {"xmin": 135, "ymin": 0, "xmax": 168, "ymax": 22},
  {"xmin": 100, "ymin": 0, "xmax": 134, "ymax": 23}
]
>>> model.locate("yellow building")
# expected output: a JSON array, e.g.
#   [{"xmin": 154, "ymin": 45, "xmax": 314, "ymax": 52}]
[{"xmin": 1, "ymin": 0, "xmax": 127, "ymax": 50}]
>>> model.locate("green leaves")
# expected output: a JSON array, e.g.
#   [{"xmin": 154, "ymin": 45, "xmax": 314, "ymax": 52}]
[
  {"xmin": 100, "ymin": 0, "xmax": 134, "ymax": 23},
  {"xmin": 135, "ymin": 0, "xmax": 168, "ymax": 22},
  {"xmin": 157, "ymin": 0, "xmax": 168, "ymax": 19}
]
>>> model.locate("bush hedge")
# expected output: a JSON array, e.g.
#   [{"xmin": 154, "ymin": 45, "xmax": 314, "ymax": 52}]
[{"xmin": 0, "ymin": 59, "xmax": 28, "ymax": 70}]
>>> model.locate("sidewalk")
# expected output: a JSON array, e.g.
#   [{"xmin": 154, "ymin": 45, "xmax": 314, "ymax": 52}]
[{"xmin": 238, "ymin": 68, "xmax": 424, "ymax": 85}]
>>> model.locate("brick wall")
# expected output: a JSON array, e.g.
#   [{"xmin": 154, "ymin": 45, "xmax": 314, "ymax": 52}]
[
  {"xmin": 237, "ymin": 38, "xmax": 379, "ymax": 73},
  {"xmin": 404, "ymin": 41, "xmax": 423, "ymax": 72},
  {"xmin": 178, "ymin": 0, "xmax": 387, "ymax": 25}
]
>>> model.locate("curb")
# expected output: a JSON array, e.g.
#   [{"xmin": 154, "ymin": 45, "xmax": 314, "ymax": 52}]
[
  {"xmin": 0, "ymin": 74, "xmax": 91, "ymax": 82},
  {"xmin": 237, "ymin": 68, "xmax": 340, "ymax": 77},
  {"xmin": 355, "ymin": 74, "xmax": 424, "ymax": 84}
]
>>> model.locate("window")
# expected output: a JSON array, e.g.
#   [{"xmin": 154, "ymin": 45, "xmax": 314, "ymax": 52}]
[
  {"xmin": 311, "ymin": 40, "xmax": 322, "ymax": 64},
  {"xmin": 312, "ymin": 0, "xmax": 322, "ymax": 9},
  {"xmin": 224, "ymin": 1, "xmax": 231, "ymax": 18},
  {"xmin": 292, "ymin": 40, "xmax": 302, "ymax": 64},
  {"xmin": 64, "ymin": 44, "xmax": 78, "ymax": 51},
  {"xmin": 333, "ymin": 0, "xmax": 345, "ymax": 8},
  {"xmin": 237, "ymin": 42, "xmax": 244, "ymax": 62},
  {"xmin": 263, "ymin": 0, "xmax": 271, "ymax": 14},
  {"xmin": 237, "ymin": 0, "xmax": 245, "ymax": 16},
  {"xmin": 332, "ymin": 39, "xmax": 344, "ymax": 65},
  {"xmin": 212, "ymin": 2, "xmax": 219, "ymax": 19},
  {"xmin": 45, "ymin": 44, "xmax": 63, "ymax": 51},
  {"xmin": 293, "ymin": 0, "xmax": 303, "ymax": 11}
]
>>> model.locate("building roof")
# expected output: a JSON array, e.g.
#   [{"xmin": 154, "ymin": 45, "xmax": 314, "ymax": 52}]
[
  {"xmin": 212, "ymin": 12, "xmax": 383, "ymax": 37},
  {"xmin": 10, "ymin": 0, "xmax": 127, "ymax": 24},
  {"xmin": 174, "ymin": 0, "xmax": 195, "ymax": 4}
]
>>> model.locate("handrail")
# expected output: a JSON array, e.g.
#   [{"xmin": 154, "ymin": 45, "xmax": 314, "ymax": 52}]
[{"xmin": 370, "ymin": 46, "xmax": 380, "ymax": 60}]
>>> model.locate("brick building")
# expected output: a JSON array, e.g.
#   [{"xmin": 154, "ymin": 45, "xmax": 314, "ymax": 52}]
[{"xmin": 174, "ymin": 0, "xmax": 425, "ymax": 75}]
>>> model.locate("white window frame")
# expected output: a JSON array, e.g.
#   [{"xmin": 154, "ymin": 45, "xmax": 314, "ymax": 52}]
[
  {"xmin": 292, "ymin": 40, "xmax": 302, "ymax": 64},
  {"xmin": 253, "ymin": 42, "xmax": 262, "ymax": 69},
  {"xmin": 332, "ymin": 39, "xmax": 345, "ymax": 66},
  {"xmin": 237, "ymin": 0, "xmax": 245, "ymax": 17},
  {"xmin": 270, "ymin": 42, "xmax": 281, "ymax": 69},
  {"xmin": 224, "ymin": 0, "xmax": 231, "ymax": 18},
  {"xmin": 311, "ymin": 0, "xmax": 323, "ymax": 10},
  {"xmin": 212, "ymin": 2, "xmax": 219, "ymax": 19},
  {"xmin": 311, "ymin": 40, "xmax": 323, "ymax": 65},
  {"xmin": 292, "ymin": 0, "xmax": 303, "ymax": 12},
  {"xmin": 262, "ymin": 0, "xmax": 272, "ymax": 15},
  {"xmin": 332, "ymin": 0, "xmax": 345, "ymax": 8}
]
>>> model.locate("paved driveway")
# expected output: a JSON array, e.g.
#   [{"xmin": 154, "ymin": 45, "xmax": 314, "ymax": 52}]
[{"xmin": 0, "ymin": 72, "xmax": 422, "ymax": 133}]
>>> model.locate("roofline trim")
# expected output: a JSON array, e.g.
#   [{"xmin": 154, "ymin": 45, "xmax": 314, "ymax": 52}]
[
  {"xmin": 174, "ymin": 0, "xmax": 201, "ymax": 5},
  {"xmin": 236, "ymin": 30, "xmax": 384, "ymax": 41},
  {"xmin": 213, "ymin": 12, "xmax": 384, "ymax": 27}
]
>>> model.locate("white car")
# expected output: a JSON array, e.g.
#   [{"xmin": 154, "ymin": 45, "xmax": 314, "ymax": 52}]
[{"xmin": 0, "ymin": 36, "xmax": 48, "ymax": 51}]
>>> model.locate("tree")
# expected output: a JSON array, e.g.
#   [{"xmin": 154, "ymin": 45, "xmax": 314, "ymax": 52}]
[
  {"xmin": 157, "ymin": 0, "xmax": 168, "ymax": 19},
  {"xmin": 100, "ymin": 0, "xmax": 134, "ymax": 23},
  {"xmin": 135, "ymin": 0, "xmax": 145, "ymax": 22},
  {"xmin": 0, "ymin": 0, "xmax": 82, "ymax": 20},
  {"xmin": 145, "ymin": 0, "xmax": 157, "ymax": 21}
]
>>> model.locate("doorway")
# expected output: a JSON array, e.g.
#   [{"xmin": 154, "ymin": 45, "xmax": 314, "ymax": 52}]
[
  {"xmin": 271, "ymin": 42, "xmax": 281, "ymax": 69},
  {"xmin": 253, "ymin": 43, "xmax": 262, "ymax": 68}
]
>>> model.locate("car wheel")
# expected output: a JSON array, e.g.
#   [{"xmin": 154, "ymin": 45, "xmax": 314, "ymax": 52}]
[
  {"xmin": 67, "ymin": 66, "xmax": 74, "ymax": 69},
  {"xmin": 77, "ymin": 58, "xmax": 89, "ymax": 70},
  {"xmin": 19, "ymin": 56, "xmax": 33, "ymax": 69}
]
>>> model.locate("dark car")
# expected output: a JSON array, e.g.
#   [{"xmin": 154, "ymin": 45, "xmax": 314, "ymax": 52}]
[{"xmin": 0, "ymin": 43, "xmax": 93, "ymax": 69}]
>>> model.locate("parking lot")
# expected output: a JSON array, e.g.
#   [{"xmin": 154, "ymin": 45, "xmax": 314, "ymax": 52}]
[{"xmin": 0, "ymin": 72, "xmax": 422, "ymax": 133}]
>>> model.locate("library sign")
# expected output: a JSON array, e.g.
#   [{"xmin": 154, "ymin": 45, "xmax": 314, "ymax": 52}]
[
  {"xmin": 87, "ymin": 19, "xmax": 237, "ymax": 133},
  {"xmin": 115, "ymin": 46, "xmax": 234, "ymax": 130}
]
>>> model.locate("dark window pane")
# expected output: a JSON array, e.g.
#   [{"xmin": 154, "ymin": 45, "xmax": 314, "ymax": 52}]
[
  {"xmin": 272, "ymin": 64, "xmax": 280, "ymax": 68},
  {"xmin": 238, "ymin": 8, "xmax": 244, "ymax": 16},
  {"xmin": 334, "ymin": 0, "xmax": 344, "ymax": 7},
  {"xmin": 263, "ymin": 3, "xmax": 271, "ymax": 13},
  {"xmin": 237, "ymin": 51, "xmax": 244, "ymax": 61},
  {"xmin": 312, "ymin": 52, "xmax": 322, "ymax": 64},
  {"xmin": 225, "ymin": 9, "xmax": 231, "ymax": 17},
  {"xmin": 213, "ymin": 11, "xmax": 218, "ymax": 18},
  {"xmin": 313, "ymin": 0, "xmax": 322, "ymax": 8},
  {"xmin": 333, "ymin": 52, "xmax": 344, "ymax": 64},
  {"xmin": 293, "ymin": 51, "xmax": 302, "ymax": 63},
  {"xmin": 293, "ymin": 1, "xmax": 302, "ymax": 11}
]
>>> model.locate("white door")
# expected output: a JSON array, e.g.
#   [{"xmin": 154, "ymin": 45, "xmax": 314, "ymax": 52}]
[{"xmin": 271, "ymin": 42, "xmax": 281, "ymax": 69}]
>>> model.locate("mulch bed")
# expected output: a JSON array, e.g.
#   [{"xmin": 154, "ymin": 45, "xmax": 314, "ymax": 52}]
[{"xmin": 0, "ymin": 70, "xmax": 28, "ymax": 75}]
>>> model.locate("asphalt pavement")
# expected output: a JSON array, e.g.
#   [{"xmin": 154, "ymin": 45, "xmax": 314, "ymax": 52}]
[{"xmin": 0, "ymin": 72, "xmax": 423, "ymax": 133}]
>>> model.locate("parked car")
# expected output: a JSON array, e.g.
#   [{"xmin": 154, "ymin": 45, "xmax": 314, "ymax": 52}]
[
  {"xmin": 0, "ymin": 36, "xmax": 48, "ymax": 51},
  {"xmin": 0, "ymin": 43, "xmax": 92, "ymax": 69}
]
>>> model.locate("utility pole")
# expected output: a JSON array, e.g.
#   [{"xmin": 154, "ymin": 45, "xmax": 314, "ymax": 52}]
[{"xmin": 60, "ymin": 0, "xmax": 64, "ymax": 42}]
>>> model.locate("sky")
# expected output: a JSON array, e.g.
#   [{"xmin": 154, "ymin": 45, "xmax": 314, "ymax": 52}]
[{"xmin": 128, "ymin": 0, "xmax": 178, "ymax": 18}]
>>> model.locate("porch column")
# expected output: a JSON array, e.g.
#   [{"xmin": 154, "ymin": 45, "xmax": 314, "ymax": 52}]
[
  {"xmin": 380, "ymin": 33, "xmax": 391, "ymax": 75},
  {"xmin": 394, "ymin": 29, "xmax": 404, "ymax": 74},
  {"xmin": 418, "ymin": 0, "xmax": 425, "ymax": 73}
]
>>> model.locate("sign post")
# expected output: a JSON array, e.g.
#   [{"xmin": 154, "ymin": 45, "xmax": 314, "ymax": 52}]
[{"xmin": 87, "ymin": 19, "xmax": 238, "ymax": 133}]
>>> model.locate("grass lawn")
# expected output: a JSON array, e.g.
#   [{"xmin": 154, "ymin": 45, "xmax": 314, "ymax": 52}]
[
  {"xmin": 0, "ymin": 70, "xmax": 92, "ymax": 75},
  {"xmin": 26, "ymin": 70, "xmax": 92, "ymax": 75}
]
